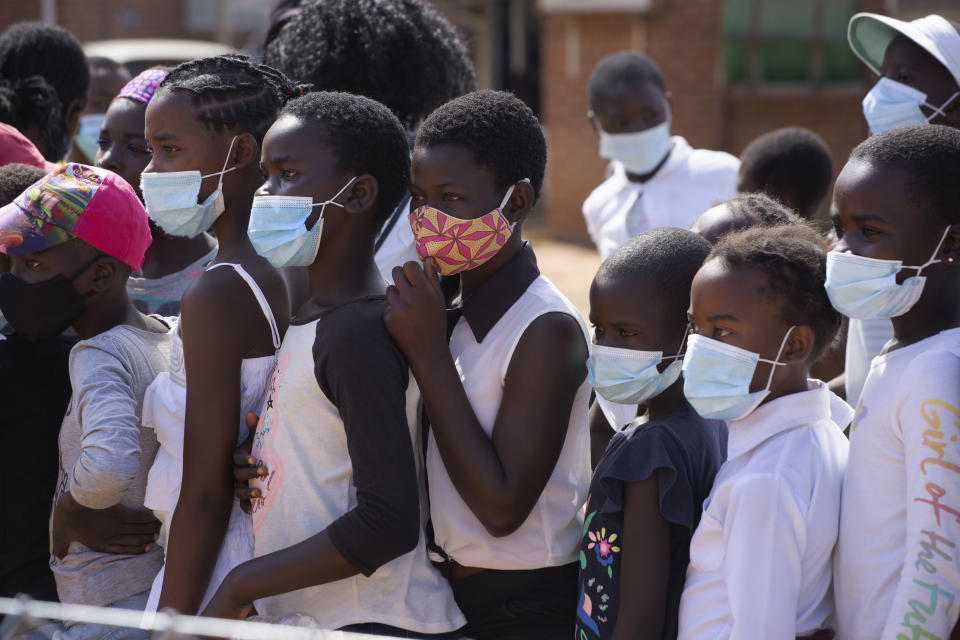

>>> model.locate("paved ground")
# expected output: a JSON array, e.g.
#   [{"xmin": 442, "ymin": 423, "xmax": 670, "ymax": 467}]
[{"xmin": 527, "ymin": 237, "xmax": 602, "ymax": 320}]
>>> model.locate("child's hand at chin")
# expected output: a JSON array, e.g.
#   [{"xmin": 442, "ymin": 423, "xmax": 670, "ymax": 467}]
[{"xmin": 384, "ymin": 258, "xmax": 448, "ymax": 362}]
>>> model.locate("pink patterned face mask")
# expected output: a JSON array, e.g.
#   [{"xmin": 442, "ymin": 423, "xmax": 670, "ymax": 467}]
[{"xmin": 408, "ymin": 181, "xmax": 524, "ymax": 276}]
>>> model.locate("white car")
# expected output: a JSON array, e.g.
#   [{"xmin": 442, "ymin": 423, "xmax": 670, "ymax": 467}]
[{"xmin": 82, "ymin": 38, "xmax": 238, "ymax": 75}]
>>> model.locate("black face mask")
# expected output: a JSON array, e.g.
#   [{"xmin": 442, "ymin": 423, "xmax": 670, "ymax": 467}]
[{"xmin": 0, "ymin": 255, "xmax": 101, "ymax": 342}]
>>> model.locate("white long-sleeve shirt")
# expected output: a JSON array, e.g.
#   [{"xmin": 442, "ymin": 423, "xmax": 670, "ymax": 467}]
[
  {"xmin": 582, "ymin": 136, "xmax": 739, "ymax": 259},
  {"xmin": 835, "ymin": 327, "xmax": 960, "ymax": 640},
  {"xmin": 678, "ymin": 380, "xmax": 851, "ymax": 639}
]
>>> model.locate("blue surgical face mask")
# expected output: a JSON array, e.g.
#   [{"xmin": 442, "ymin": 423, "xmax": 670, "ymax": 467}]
[
  {"xmin": 248, "ymin": 177, "xmax": 358, "ymax": 268},
  {"xmin": 74, "ymin": 113, "xmax": 105, "ymax": 161},
  {"xmin": 597, "ymin": 116, "xmax": 673, "ymax": 175},
  {"xmin": 824, "ymin": 226, "xmax": 951, "ymax": 320},
  {"xmin": 863, "ymin": 78, "xmax": 959, "ymax": 135},
  {"xmin": 587, "ymin": 328, "xmax": 686, "ymax": 405},
  {"xmin": 140, "ymin": 135, "xmax": 238, "ymax": 238},
  {"xmin": 682, "ymin": 327, "xmax": 794, "ymax": 422}
]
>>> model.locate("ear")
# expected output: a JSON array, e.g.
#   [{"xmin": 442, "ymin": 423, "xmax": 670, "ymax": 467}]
[
  {"xmin": 306, "ymin": 174, "xmax": 379, "ymax": 229},
  {"xmin": 503, "ymin": 180, "xmax": 536, "ymax": 227},
  {"xmin": 782, "ymin": 325, "xmax": 815, "ymax": 365},
  {"xmin": 230, "ymin": 133, "xmax": 260, "ymax": 170},
  {"xmin": 938, "ymin": 224, "xmax": 960, "ymax": 266},
  {"xmin": 85, "ymin": 257, "xmax": 121, "ymax": 295},
  {"xmin": 341, "ymin": 174, "xmax": 379, "ymax": 217}
]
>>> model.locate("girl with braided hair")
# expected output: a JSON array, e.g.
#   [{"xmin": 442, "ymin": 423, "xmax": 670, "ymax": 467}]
[
  {"xmin": 0, "ymin": 21, "xmax": 90, "ymax": 162},
  {"xmin": 137, "ymin": 54, "xmax": 294, "ymax": 617}
]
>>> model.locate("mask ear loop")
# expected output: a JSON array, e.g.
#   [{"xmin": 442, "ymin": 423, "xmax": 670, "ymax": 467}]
[
  {"xmin": 924, "ymin": 90, "xmax": 960, "ymax": 122},
  {"xmin": 500, "ymin": 178, "xmax": 531, "ymax": 230},
  {"xmin": 663, "ymin": 325, "xmax": 690, "ymax": 362},
  {"xmin": 759, "ymin": 325, "xmax": 797, "ymax": 391},
  {"xmin": 306, "ymin": 176, "xmax": 358, "ymax": 230},
  {"xmin": 201, "ymin": 135, "xmax": 240, "ymax": 186},
  {"xmin": 907, "ymin": 225, "xmax": 954, "ymax": 275}
]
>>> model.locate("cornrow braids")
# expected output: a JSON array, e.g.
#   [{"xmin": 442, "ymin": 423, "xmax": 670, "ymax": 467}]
[{"xmin": 159, "ymin": 54, "xmax": 302, "ymax": 144}]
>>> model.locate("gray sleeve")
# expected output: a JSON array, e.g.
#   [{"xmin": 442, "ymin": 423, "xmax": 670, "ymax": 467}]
[{"xmin": 67, "ymin": 339, "xmax": 144, "ymax": 509}]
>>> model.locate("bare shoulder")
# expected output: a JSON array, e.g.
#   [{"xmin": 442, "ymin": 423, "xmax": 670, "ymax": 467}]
[{"xmin": 519, "ymin": 311, "xmax": 588, "ymax": 355}]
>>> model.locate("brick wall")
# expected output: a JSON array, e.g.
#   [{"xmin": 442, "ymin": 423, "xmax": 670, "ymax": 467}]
[
  {"xmin": 724, "ymin": 88, "xmax": 871, "ymax": 222},
  {"xmin": 540, "ymin": 1, "xmax": 726, "ymax": 244},
  {"xmin": 539, "ymin": 0, "xmax": 887, "ymax": 244},
  {"xmin": 0, "ymin": 1, "xmax": 195, "ymax": 43}
]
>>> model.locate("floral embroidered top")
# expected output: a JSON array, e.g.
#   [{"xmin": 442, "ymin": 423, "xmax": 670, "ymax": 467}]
[{"xmin": 576, "ymin": 401, "xmax": 726, "ymax": 640}]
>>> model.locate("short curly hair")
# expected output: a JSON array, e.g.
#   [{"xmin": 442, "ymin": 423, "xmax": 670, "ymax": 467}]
[
  {"xmin": 159, "ymin": 54, "xmax": 300, "ymax": 144},
  {"xmin": 0, "ymin": 162, "xmax": 46, "ymax": 205},
  {"xmin": 721, "ymin": 193, "xmax": 805, "ymax": 228},
  {"xmin": 415, "ymin": 90, "xmax": 547, "ymax": 200},
  {"xmin": 281, "ymin": 91, "xmax": 410, "ymax": 226},
  {"xmin": 849, "ymin": 124, "xmax": 960, "ymax": 227},
  {"xmin": 708, "ymin": 224, "xmax": 841, "ymax": 362},
  {"xmin": 739, "ymin": 127, "xmax": 833, "ymax": 219},
  {"xmin": 597, "ymin": 227, "xmax": 713, "ymax": 328},
  {"xmin": 264, "ymin": 0, "xmax": 476, "ymax": 130},
  {"xmin": 588, "ymin": 51, "xmax": 666, "ymax": 110}
]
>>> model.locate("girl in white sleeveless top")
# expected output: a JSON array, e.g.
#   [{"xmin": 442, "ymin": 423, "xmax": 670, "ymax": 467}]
[
  {"xmin": 142, "ymin": 263, "xmax": 281, "ymax": 616},
  {"xmin": 138, "ymin": 56, "xmax": 293, "ymax": 616},
  {"xmin": 385, "ymin": 91, "xmax": 591, "ymax": 639}
]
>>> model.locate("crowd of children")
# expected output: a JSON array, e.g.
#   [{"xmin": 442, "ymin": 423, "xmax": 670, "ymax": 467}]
[{"xmin": 1, "ymin": 2, "xmax": 960, "ymax": 640}]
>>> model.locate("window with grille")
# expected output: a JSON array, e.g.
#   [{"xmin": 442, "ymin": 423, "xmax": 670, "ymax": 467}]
[{"xmin": 724, "ymin": 0, "xmax": 863, "ymax": 86}]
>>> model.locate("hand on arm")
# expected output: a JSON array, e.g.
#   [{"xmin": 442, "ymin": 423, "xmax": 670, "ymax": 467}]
[
  {"xmin": 201, "ymin": 532, "xmax": 355, "ymax": 620},
  {"xmin": 51, "ymin": 492, "xmax": 160, "ymax": 558},
  {"xmin": 610, "ymin": 476, "xmax": 671, "ymax": 640},
  {"xmin": 385, "ymin": 259, "xmax": 589, "ymax": 537},
  {"xmin": 205, "ymin": 308, "xmax": 421, "ymax": 618},
  {"xmin": 233, "ymin": 412, "xmax": 267, "ymax": 514}
]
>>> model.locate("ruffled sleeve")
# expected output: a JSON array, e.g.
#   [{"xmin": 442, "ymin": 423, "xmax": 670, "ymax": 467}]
[{"xmin": 596, "ymin": 422, "xmax": 698, "ymax": 532}]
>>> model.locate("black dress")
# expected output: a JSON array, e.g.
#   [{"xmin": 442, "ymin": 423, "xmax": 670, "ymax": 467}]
[{"xmin": 575, "ymin": 401, "xmax": 726, "ymax": 640}]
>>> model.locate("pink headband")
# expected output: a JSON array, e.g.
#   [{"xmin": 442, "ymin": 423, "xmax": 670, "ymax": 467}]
[{"xmin": 117, "ymin": 68, "xmax": 169, "ymax": 104}]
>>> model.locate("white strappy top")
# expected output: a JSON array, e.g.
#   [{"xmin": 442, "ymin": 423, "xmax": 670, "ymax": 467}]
[
  {"xmin": 141, "ymin": 263, "xmax": 282, "ymax": 616},
  {"xmin": 142, "ymin": 262, "xmax": 281, "ymax": 532}
]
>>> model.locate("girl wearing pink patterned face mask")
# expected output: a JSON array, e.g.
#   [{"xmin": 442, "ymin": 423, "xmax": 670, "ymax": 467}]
[{"xmin": 385, "ymin": 90, "xmax": 593, "ymax": 639}]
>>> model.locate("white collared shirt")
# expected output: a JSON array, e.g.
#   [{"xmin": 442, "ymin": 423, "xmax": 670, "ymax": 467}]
[
  {"xmin": 582, "ymin": 136, "xmax": 739, "ymax": 259},
  {"xmin": 835, "ymin": 328, "xmax": 960, "ymax": 640},
  {"xmin": 374, "ymin": 193, "xmax": 420, "ymax": 281},
  {"xmin": 678, "ymin": 380, "xmax": 851, "ymax": 640}
]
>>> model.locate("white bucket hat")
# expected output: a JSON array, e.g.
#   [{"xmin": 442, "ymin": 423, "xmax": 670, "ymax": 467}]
[{"xmin": 848, "ymin": 12, "xmax": 960, "ymax": 88}]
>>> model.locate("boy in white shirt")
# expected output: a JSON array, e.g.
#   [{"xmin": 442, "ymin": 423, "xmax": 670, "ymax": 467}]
[
  {"xmin": 582, "ymin": 51, "xmax": 739, "ymax": 259},
  {"xmin": 830, "ymin": 125, "xmax": 960, "ymax": 639},
  {"xmin": 678, "ymin": 225, "xmax": 850, "ymax": 639}
]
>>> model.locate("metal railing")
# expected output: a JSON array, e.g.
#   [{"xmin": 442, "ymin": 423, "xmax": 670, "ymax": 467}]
[{"xmin": 0, "ymin": 597, "xmax": 384, "ymax": 640}]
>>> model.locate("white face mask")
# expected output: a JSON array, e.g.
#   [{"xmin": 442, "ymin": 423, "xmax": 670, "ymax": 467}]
[
  {"xmin": 824, "ymin": 225, "xmax": 953, "ymax": 319},
  {"xmin": 74, "ymin": 113, "xmax": 105, "ymax": 161},
  {"xmin": 140, "ymin": 135, "xmax": 239, "ymax": 238},
  {"xmin": 597, "ymin": 115, "xmax": 673, "ymax": 175},
  {"xmin": 682, "ymin": 327, "xmax": 795, "ymax": 422},
  {"xmin": 248, "ymin": 177, "xmax": 358, "ymax": 268},
  {"xmin": 586, "ymin": 327, "xmax": 687, "ymax": 406},
  {"xmin": 862, "ymin": 77, "xmax": 960, "ymax": 135}
]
